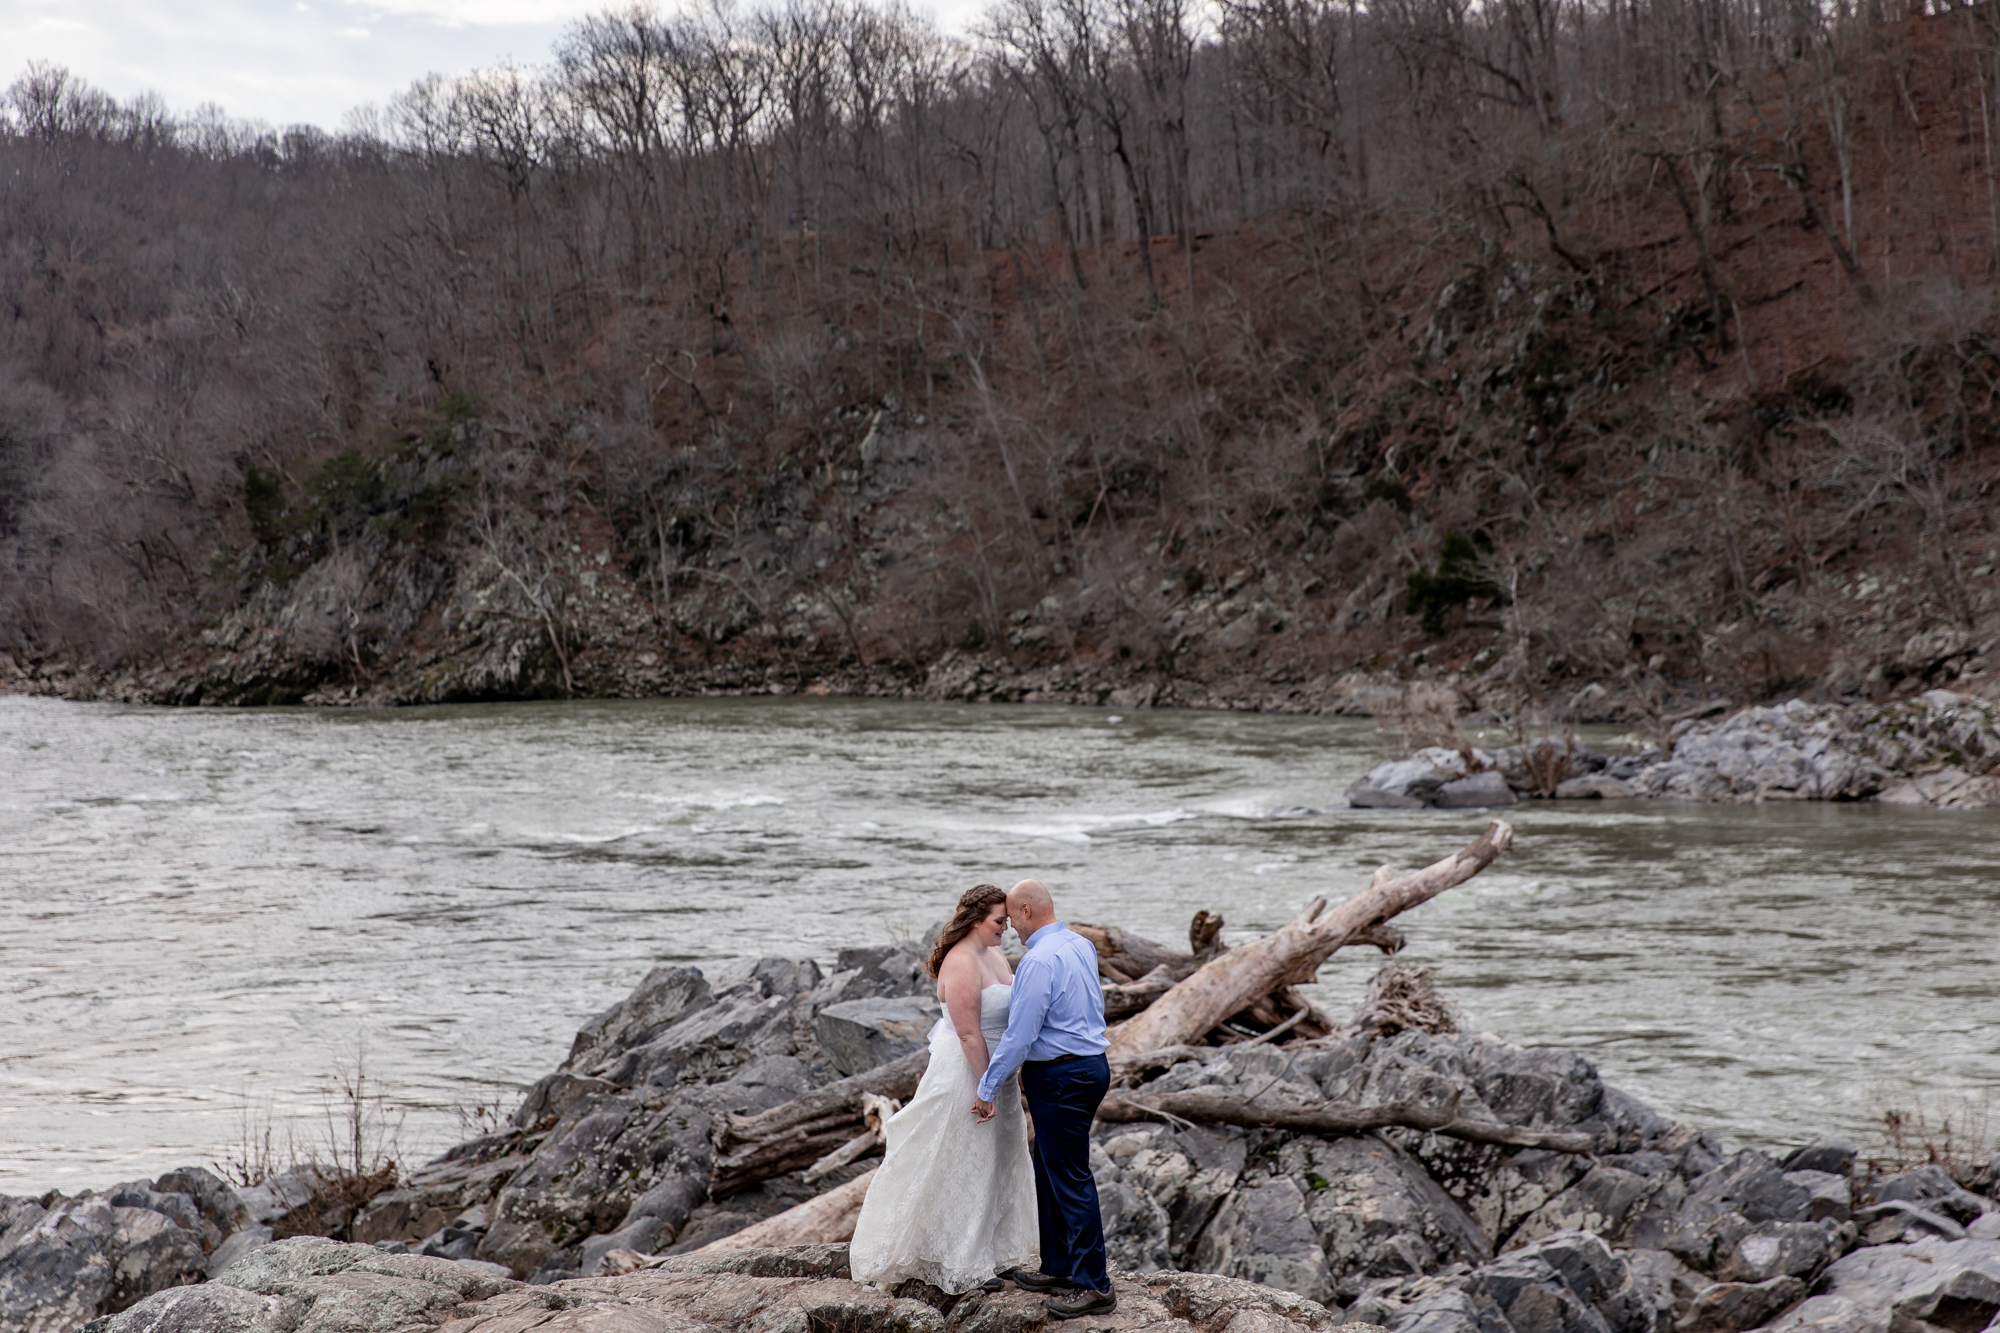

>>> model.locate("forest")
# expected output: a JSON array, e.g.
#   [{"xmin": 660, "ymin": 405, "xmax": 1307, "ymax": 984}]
[{"xmin": 2, "ymin": 0, "xmax": 1998, "ymax": 712}]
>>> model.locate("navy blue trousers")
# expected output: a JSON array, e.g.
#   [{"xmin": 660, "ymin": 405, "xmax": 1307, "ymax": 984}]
[{"xmin": 1020, "ymin": 1053, "xmax": 1111, "ymax": 1293}]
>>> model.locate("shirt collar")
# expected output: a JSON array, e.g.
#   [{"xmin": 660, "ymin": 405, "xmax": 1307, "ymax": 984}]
[{"xmin": 1024, "ymin": 921, "xmax": 1065, "ymax": 949}]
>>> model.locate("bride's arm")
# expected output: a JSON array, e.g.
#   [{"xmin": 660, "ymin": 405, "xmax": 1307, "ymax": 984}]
[{"xmin": 938, "ymin": 952, "xmax": 991, "ymax": 1081}]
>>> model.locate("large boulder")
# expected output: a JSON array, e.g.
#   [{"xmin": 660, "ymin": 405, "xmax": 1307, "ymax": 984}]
[
  {"xmin": 1347, "ymin": 1231, "xmax": 1645, "ymax": 1333},
  {"xmin": 1436, "ymin": 772, "xmax": 1519, "ymax": 808},
  {"xmin": 1, "ymin": 1197, "xmax": 117, "ymax": 1333},
  {"xmin": 814, "ymin": 996, "xmax": 942, "ymax": 1076},
  {"xmin": 1659, "ymin": 1150, "xmax": 1815, "ymax": 1272},
  {"xmin": 1764, "ymin": 1235, "xmax": 2000, "ymax": 1333},
  {"xmin": 1347, "ymin": 749, "xmax": 1481, "ymax": 808},
  {"xmin": 2, "ymin": 1172, "xmax": 258, "ymax": 1333}
]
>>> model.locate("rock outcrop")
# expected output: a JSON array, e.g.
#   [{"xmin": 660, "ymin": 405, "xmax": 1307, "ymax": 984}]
[
  {"xmin": 15, "ymin": 942, "xmax": 2000, "ymax": 1333},
  {"xmin": 1348, "ymin": 693, "xmax": 2000, "ymax": 809},
  {"xmin": 0, "ymin": 1168, "xmax": 269, "ymax": 1333},
  {"xmin": 92, "ymin": 1236, "xmax": 1352, "ymax": 1333}
]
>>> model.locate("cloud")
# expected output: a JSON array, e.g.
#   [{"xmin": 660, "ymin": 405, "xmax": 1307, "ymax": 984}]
[
  {"xmin": 1, "ymin": 0, "xmax": 990, "ymax": 131},
  {"xmin": 0, "ymin": 0, "xmax": 581, "ymax": 128}
]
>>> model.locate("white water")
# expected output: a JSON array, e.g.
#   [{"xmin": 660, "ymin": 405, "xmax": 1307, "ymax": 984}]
[{"xmin": 2, "ymin": 693, "xmax": 1996, "ymax": 1193}]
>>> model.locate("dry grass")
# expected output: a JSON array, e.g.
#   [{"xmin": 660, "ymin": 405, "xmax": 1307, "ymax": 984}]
[
  {"xmin": 214, "ymin": 1044, "xmax": 406, "ymax": 1241},
  {"xmin": 1866, "ymin": 1089, "xmax": 1994, "ymax": 1187}
]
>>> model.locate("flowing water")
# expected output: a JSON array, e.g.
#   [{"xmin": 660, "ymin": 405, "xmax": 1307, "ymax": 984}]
[{"xmin": 3, "ymin": 693, "xmax": 1997, "ymax": 1194}]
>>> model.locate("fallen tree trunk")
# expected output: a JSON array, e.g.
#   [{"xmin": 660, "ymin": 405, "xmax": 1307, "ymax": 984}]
[
  {"xmin": 1072, "ymin": 923, "xmax": 1195, "ymax": 983},
  {"xmin": 695, "ymin": 1168, "xmax": 876, "ymax": 1251},
  {"xmin": 1107, "ymin": 820, "xmax": 1514, "ymax": 1068},
  {"xmin": 1097, "ymin": 1089, "xmax": 1593, "ymax": 1153},
  {"xmin": 801, "ymin": 1092, "xmax": 899, "ymax": 1183},
  {"xmin": 710, "ymin": 1049, "xmax": 927, "ymax": 1198}
]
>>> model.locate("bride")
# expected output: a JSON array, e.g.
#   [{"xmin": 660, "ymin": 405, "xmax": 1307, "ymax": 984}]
[{"xmin": 848, "ymin": 884, "xmax": 1039, "ymax": 1293}]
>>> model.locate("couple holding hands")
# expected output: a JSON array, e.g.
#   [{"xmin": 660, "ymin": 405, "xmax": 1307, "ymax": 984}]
[{"xmin": 848, "ymin": 880, "xmax": 1118, "ymax": 1319}]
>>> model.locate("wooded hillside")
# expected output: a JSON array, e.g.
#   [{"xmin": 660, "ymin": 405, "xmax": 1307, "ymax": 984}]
[{"xmin": 4, "ymin": 0, "xmax": 1999, "ymax": 712}]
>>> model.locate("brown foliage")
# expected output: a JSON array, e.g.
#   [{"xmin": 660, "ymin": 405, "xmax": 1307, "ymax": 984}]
[{"xmin": 4, "ymin": 1, "xmax": 2000, "ymax": 706}]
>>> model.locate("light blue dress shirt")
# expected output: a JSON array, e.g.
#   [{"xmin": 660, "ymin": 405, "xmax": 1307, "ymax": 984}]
[{"xmin": 976, "ymin": 921, "xmax": 1108, "ymax": 1103}]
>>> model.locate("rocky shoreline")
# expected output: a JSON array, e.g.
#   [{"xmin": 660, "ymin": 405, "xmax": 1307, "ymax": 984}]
[
  {"xmin": 1346, "ymin": 691, "xmax": 2000, "ymax": 810},
  {"xmin": 7, "ymin": 938, "xmax": 1998, "ymax": 1333}
]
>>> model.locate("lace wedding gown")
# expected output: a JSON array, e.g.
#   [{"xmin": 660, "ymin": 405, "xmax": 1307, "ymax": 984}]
[{"xmin": 848, "ymin": 983, "xmax": 1040, "ymax": 1293}]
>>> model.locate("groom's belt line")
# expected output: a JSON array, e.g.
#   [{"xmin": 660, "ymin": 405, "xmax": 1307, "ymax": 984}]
[{"xmin": 1025, "ymin": 1053, "xmax": 1084, "ymax": 1065}]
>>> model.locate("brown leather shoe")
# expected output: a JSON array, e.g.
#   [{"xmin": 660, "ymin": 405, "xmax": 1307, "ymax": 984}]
[
  {"xmin": 1047, "ymin": 1286, "xmax": 1117, "ymax": 1319},
  {"xmin": 1001, "ymin": 1267, "xmax": 1064, "ymax": 1293}
]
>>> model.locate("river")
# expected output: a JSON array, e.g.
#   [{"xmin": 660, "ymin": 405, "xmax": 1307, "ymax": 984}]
[{"xmin": 2, "ymin": 693, "xmax": 1996, "ymax": 1194}]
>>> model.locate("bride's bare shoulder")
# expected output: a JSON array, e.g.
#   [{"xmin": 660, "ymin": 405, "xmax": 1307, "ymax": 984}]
[{"xmin": 937, "ymin": 942, "xmax": 978, "ymax": 985}]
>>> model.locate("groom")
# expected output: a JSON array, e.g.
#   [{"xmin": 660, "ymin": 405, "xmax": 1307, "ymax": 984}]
[{"xmin": 974, "ymin": 879, "xmax": 1115, "ymax": 1319}]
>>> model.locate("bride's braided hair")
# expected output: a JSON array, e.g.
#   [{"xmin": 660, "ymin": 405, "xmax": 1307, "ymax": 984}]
[{"xmin": 925, "ymin": 883, "xmax": 1008, "ymax": 978}]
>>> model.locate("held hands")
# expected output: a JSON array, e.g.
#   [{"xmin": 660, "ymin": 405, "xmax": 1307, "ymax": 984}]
[{"xmin": 972, "ymin": 1096, "xmax": 996, "ymax": 1122}]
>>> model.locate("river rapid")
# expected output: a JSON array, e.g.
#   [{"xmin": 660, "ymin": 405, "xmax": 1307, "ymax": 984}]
[{"xmin": 2, "ymin": 693, "xmax": 1996, "ymax": 1194}]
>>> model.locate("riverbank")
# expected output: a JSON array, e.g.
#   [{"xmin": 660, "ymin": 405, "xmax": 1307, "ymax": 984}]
[{"xmin": 11, "ymin": 934, "xmax": 1998, "ymax": 1333}]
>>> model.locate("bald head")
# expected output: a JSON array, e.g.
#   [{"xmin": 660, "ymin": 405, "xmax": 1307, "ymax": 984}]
[{"xmin": 1008, "ymin": 879, "xmax": 1056, "ymax": 937}]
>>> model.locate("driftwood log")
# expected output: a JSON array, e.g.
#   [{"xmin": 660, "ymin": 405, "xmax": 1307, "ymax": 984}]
[
  {"xmin": 1107, "ymin": 820, "xmax": 1514, "ymax": 1068},
  {"xmin": 1097, "ymin": 1088, "xmax": 1594, "ymax": 1153},
  {"xmin": 801, "ymin": 1092, "xmax": 899, "ymax": 1183},
  {"xmin": 710, "ymin": 1049, "xmax": 927, "ymax": 1198},
  {"xmin": 695, "ymin": 1167, "xmax": 876, "ymax": 1251}
]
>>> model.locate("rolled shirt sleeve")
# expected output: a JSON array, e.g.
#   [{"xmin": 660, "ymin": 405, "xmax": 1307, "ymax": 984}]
[{"xmin": 977, "ymin": 951, "xmax": 1053, "ymax": 1103}]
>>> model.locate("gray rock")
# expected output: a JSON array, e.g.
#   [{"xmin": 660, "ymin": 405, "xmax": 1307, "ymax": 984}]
[
  {"xmin": 1346, "ymin": 749, "xmax": 1480, "ymax": 808},
  {"xmin": 1624, "ymin": 1250, "xmax": 1703, "ymax": 1333},
  {"xmin": 1511, "ymin": 1166, "xmax": 1669, "ymax": 1250},
  {"xmin": 153, "ymin": 1167, "xmax": 254, "ymax": 1238},
  {"xmin": 1716, "ymin": 1220, "xmax": 1837, "ymax": 1284},
  {"xmin": 1511, "ymin": 1231, "xmax": 1645, "ymax": 1332},
  {"xmin": 1874, "ymin": 1166, "xmax": 1959, "ymax": 1206},
  {"xmin": 1384, "ymin": 1286, "xmax": 1511, "ymax": 1333},
  {"xmin": 1856, "ymin": 1201, "xmax": 1967, "ymax": 1246},
  {"xmin": 83, "ymin": 1280, "xmax": 292, "ymax": 1333},
  {"xmin": 808, "ymin": 947, "xmax": 930, "ymax": 1007},
  {"xmin": 1437, "ymin": 772, "xmax": 1519, "ymax": 809},
  {"xmin": 0, "ymin": 1196, "xmax": 116, "ymax": 1333},
  {"xmin": 1676, "ymin": 1275, "xmax": 1805, "ymax": 1333},
  {"xmin": 1465, "ymin": 1252, "xmax": 1612, "ymax": 1333},
  {"xmin": 1663, "ymin": 1151, "xmax": 1812, "ymax": 1271},
  {"xmin": 813, "ymin": 995, "xmax": 942, "ymax": 1076},
  {"xmin": 234, "ymin": 1167, "xmax": 323, "ymax": 1228},
  {"xmin": 1196, "ymin": 1173, "xmax": 1331, "ymax": 1303},
  {"xmin": 1781, "ymin": 1140, "xmax": 1859, "ymax": 1177},
  {"xmin": 108, "ymin": 1205, "xmax": 206, "ymax": 1310},
  {"xmin": 1870, "ymin": 1167, "xmax": 1995, "ymax": 1226},
  {"xmin": 1783, "ymin": 1171, "xmax": 1852, "ymax": 1223},
  {"xmin": 1091, "ymin": 1122, "xmax": 1248, "ymax": 1269},
  {"xmin": 104, "ymin": 1239, "xmax": 1344, "ymax": 1333},
  {"xmin": 476, "ymin": 959, "xmax": 824, "ymax": 1278},
  {"xmin": 1287, "ymin": 1134, "xmax": 1492, "ymax": 1301},
  {"xmin": 104, "ymin": 1183, "xmax": 217, "ymax": 1252},
  {"xmin": 1352, "ymin": 1231, "xmax": 1643, "ymax": 1333},
  {"xmin": 207, "ymin": 1225, "xmax": 273, "ymax": 1278},
  {"xmin": 1765, "ymin": 1236, "xmax": 2000, "ymax": 1333}
]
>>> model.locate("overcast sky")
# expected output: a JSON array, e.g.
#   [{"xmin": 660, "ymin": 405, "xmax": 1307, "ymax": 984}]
[{"xmin": 2, "ymin": 0, "xmax": 980, "ymax": 133}]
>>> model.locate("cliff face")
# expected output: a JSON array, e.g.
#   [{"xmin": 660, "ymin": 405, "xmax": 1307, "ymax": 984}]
[{"xmin": 7, "ymin": 7, "xmax": 2000, "ymax": 714}]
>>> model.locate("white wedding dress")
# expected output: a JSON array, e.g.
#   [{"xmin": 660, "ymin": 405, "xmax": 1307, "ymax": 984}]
[{"xmin": 848, "ymin": 983, "xmax": 1040, "ymax": 1293}]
